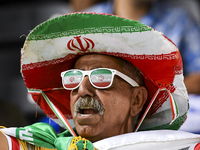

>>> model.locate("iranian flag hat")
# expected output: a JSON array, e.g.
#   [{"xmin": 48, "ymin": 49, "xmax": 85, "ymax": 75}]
[{"xmin": 21, "ymin": 12, "xmax": 189, "ymax": 132}]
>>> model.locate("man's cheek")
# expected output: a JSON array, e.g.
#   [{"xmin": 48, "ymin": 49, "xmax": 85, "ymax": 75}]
[{"xmin": 70, "ymin": 103, "xmax": 75, "ymax": 118}]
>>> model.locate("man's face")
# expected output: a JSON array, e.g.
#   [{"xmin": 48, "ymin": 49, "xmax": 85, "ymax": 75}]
[{"xmin": 70, "ymin": 54, "xmax": 135, "ymax": 142}]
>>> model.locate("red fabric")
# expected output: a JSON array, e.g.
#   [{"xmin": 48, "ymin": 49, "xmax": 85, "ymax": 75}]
[
  {"xmin": 31, "ymin": 89, "xmax": 72, "ymax": 119},
  {"xmin": 22, "ymin": 55, "xmax": 78, "ymax": 89},
  {"xmin": 10, "ymin": 136, "xmax": 20, "ymax": 150},
  {"xmin": 194, "ymin": 142, "xmax": 200, "ymax": 150}
]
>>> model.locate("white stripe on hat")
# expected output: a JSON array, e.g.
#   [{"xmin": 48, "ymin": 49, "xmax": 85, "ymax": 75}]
[{"xmin": 22, "ymin": 32, "xmax": 177, "ymax": 65}]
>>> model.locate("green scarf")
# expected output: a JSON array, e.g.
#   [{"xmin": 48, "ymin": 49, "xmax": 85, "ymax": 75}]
[{"xmin": 2, "ymin": 122, "xmax": 95, "ymax": 150}]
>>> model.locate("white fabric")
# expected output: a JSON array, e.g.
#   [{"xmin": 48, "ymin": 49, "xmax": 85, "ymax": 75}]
[
  {"xmin": 22, "ymin": 31, "xmax": 177, "ymax": 65},
  {"xmin": 3, "ymin": 133, "xmax": 12, "ymax": 150},
  {"xmin": 93, "ymin": 130, "xmax": 200, "ymax": 150},
  {"xmin": 2, "ymin": 127, "xmax": 17, "ymax": 137}
]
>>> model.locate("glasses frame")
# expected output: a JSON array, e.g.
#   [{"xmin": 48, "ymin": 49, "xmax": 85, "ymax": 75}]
[{"xmin": 61, "ymin": 68, "xmax": 139, "ymax": 90}]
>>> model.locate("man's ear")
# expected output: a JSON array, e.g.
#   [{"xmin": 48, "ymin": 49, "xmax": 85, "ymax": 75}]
[{"xmin": 130, "ymin": 86, "xmax": 148, "ymax": 117}]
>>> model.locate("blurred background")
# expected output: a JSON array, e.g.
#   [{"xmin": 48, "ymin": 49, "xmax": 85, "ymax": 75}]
[
  {"xmin": 0, "ymin": 0, "xmax": 200, "ymax": 133},
  {"xmin": 0, "ymin": 0, "xmax": 72, "ymax": 129}
]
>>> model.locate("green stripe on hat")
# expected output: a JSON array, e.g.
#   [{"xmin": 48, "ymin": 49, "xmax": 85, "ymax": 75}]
[{"xmin": 27, "ymin": 13, "xmax": 152, "ymax": 41}]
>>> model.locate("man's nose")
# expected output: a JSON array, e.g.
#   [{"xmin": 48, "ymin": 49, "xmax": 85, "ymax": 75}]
[{"xmin": 77, "ymin": 76, "xmax": 95, "ymax": 97}]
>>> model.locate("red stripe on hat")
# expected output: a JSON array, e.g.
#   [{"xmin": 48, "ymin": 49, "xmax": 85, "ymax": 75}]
[{"xmin": 10, "ymin": 136, "xmax": 20, "ymax": 150}]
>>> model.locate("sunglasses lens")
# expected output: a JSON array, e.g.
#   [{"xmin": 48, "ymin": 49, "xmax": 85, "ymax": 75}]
[
  {"xmin": 91, "ymin": 69, "xmax": 112, "ymax": 88},
  {"xmin": 63, "ymin": 70, "xmax": 82, "ymax": 89}
]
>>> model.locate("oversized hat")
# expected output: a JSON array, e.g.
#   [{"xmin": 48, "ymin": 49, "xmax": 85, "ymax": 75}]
[{"xmin": 21, "ymin": 12, "xmax": 189, "ymax": 133}]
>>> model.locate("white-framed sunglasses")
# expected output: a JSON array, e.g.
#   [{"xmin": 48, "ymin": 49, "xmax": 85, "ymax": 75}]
[{"xmin": 61, "ymin": 68, "xmax": 139, "ymax": 90}]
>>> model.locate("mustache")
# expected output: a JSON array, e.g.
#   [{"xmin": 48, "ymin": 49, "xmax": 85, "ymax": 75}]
[{"xmin": 73, "ymin": 96, "xmax": 105, "ymax": 117}]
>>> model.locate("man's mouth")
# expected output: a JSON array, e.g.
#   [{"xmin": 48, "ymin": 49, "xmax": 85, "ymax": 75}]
[
  {"xmin": 79, "ymin": 107, "xmax": 99, "ymax": 116},
  {"xmin": 73, "ymin": 96, "xmax": 105, "ymax": 117}
]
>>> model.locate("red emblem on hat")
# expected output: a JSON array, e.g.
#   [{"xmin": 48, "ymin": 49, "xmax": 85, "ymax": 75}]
[{"xmin": 67, "ymin": 36, "xmax": 95, "ymax": 51}]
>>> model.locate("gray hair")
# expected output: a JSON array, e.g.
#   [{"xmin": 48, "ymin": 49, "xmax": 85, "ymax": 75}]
[
  {"xmin": 120, "ymin": 58, "xmax": 144, "ymax": 86},
  {"xmin": 120, "ymin": 58, "xmax": 144, "ymax": 131}
]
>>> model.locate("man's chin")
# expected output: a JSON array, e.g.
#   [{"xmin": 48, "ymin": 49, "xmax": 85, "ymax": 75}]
[
  {"xmin": 75, "ymin": 123, "xmax": 101, "ymax": 142},
  {"xmin": 74, "ymin": 114, "xmax": 103, "ymax": 142}
]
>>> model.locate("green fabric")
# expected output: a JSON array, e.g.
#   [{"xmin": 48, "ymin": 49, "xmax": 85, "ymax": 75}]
[
  {"xmin": 27, "ymin": 13, "xmax": 152, "ymax": 41},
  {"xmin": 15, "ymin": 122, "xmax": 94, "ymax": 150}
]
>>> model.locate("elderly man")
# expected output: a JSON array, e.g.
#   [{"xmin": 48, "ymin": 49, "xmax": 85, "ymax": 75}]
[
  {"xmin": 68, "ymin": 53, "xmax": 147, "ymax": 143},
  {"xmin": 0, "ymin": 12, "xmax": 200, "ymax": 150}
]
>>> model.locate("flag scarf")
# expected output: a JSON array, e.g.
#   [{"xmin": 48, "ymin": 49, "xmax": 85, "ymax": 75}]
[
  {"xmin": 1, "ymin": 123, "xmax": 200, "ymax": 150},
  {"xmin": 0, "ymin": 122, "xmax": 94, "ymax": 150}
]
